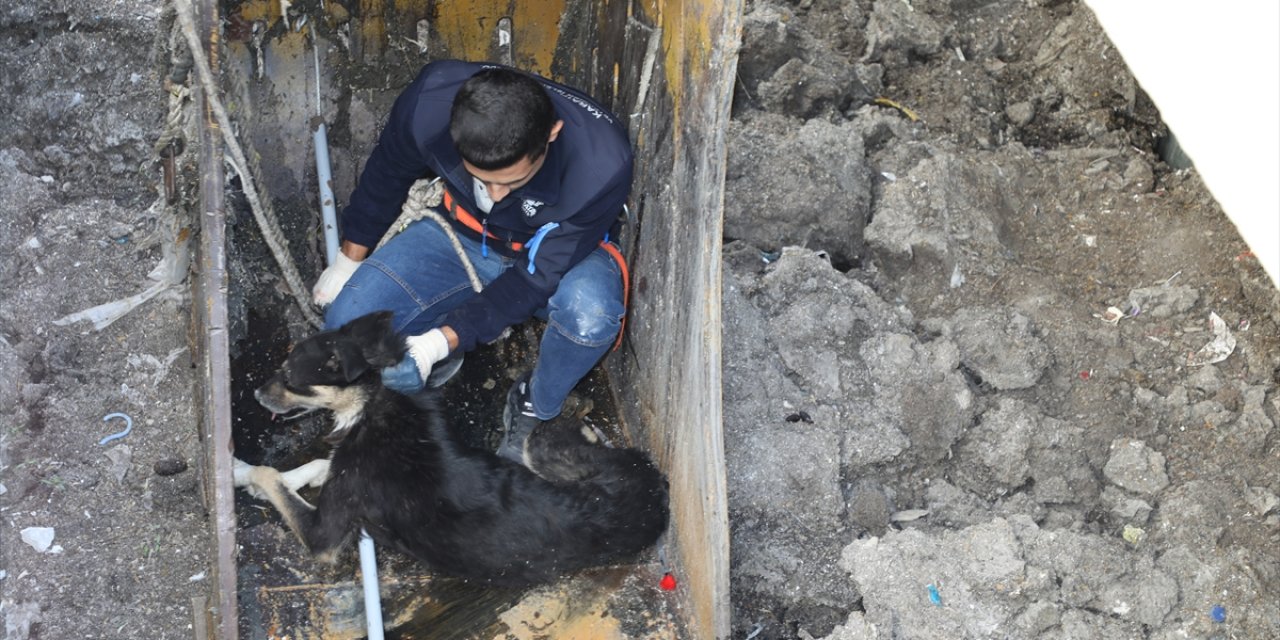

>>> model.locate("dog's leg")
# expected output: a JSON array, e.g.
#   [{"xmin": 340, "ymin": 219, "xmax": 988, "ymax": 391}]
[
  {"xmin": 242, "ymin": 465, "xmax": 355, "ymax": 563},
  {"xmin": 279, "ymin": 459, "xmax": 331, "ymax": 491},
  {"xmin": 233, "ymin": 458, "xmax": 330, "ymax": 500}
]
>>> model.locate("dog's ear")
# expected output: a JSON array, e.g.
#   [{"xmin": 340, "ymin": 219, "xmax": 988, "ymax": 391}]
[
  {"xmin": 339, "ymin": 311, "xmax": 403, "ymax": 369},
  {"xmin": 332, "ymin": 339, "xmax": 372, "ymax": 382}
]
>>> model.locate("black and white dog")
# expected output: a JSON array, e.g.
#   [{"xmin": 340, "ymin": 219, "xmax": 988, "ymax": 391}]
[{"xmin": 233, "ymin": 311, "xmax": 669, "ymax": 587}]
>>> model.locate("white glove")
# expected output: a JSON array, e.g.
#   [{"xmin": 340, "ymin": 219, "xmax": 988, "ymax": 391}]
[
  {"xmin": 312, "ymin": 252, "xmax": 361, "ymax": 306},
  {"xmin": 381, "ymin": 328, "xmax": 451, "ymax": 393}
]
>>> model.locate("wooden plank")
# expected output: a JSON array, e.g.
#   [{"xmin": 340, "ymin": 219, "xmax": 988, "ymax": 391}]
[{"xmin": 604, "ymin": 1, "xmax": 742, "ymax": 638}]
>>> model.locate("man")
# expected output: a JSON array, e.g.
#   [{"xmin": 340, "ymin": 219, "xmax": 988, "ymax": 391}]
[{"xmin": 313, "ymin": 60, "xmax": 632, "ymax": 464}]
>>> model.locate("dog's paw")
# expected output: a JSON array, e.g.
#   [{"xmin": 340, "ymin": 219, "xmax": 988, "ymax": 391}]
[
  {"xmin": 232, "ymin": 458, "xmax": 255, "ymax": 488},
  {"xmin": 232, "ymin": 458, "xmax": 277, "ymax": 501}
]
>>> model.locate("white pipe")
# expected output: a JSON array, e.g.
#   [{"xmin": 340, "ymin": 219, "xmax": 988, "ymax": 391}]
[
  {"xmin": 359, "ymin": 529, "xmax": 385, "ymax": 639},
  {"xmin": 312, "ymin": 33, "xmax": 339, "ymax": 266},
  {"xmin": 313, "ymin": 119, "xmax": 339, "ymax": 266},
  {"xmin": 310, "ymin": 32, "xmax": 379, "ymax": 637}
]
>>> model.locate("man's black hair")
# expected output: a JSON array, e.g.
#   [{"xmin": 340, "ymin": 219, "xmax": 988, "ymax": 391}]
[{"xmin": 450, "ymin": 68, "xmax": 556, "ymax": 170}]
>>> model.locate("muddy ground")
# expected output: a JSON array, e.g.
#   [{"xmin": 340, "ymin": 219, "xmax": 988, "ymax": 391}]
[{"xmin": 2, "ymin": 0, "xmax": 1279, "ymax": 639}]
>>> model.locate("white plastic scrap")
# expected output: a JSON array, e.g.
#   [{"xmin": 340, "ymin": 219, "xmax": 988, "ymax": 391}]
[
  {"xmin": 20, "ymin": 527, "xmax": 61, "ymax": 554},
  {"xmin": 1185, "ymin": 312, "xmax": 1236, "ymax": 367},
  {"xmin": 1095, "ymin": 306, "xmax": 1125, "ymax": 324},
  {"xmin": 52, "ymin": 198, "xmax": 189, "ymax": 331}
]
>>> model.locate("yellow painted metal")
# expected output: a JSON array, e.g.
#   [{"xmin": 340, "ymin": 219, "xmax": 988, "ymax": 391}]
[{"xmin": 432, "ymin": 0, "xmax": 565, "ymax": 75}]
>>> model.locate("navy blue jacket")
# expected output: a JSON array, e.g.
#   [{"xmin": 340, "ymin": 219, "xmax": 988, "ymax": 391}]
[{"xmin": 341, "ymin": 60, "xmax": 633, "ymax": 352}]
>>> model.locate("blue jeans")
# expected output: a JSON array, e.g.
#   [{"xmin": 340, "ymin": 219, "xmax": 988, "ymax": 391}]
[{"xmin": 324, "ymin": 215, "xmax": 624, "ymax": 420}]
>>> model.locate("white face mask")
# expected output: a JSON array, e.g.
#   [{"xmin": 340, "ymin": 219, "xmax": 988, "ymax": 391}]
[{"xmin": 472, "ymin": 176, "xmax": 495, "ymax": 214}]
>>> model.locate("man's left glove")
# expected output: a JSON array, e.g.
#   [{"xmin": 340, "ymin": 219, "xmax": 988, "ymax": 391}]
[
  {"xmin": 381, "ymin": 328, "xmax": 451, "ymax": 394},
  {"xmin": 312, "ymin": 252, "xmax": 361, "ymax": 307}
]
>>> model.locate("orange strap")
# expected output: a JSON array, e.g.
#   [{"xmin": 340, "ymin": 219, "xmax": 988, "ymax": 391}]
[
  {"xmin": 443, "ymin": 186, "xmax": 630, "ymax": 351},
  {"xmin": 599, "ymin": 241, "xmax": 630, "ymax": 351},
  {"xmin": 443, "ymin": 187, "xmax": 524, "ymax": 251}
]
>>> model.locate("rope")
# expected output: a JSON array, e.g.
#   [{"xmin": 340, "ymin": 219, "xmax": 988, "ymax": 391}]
[
  {"xmin": 378, "ymin": 178, "xmax": 484, "ymax": 293},
  {"xmin": 172, "ymin": 0, "xmax": 324, "ymax": 328},
  {"xmin": 154, "ymin": 84, "xmax": 191, "ymax": 156}
]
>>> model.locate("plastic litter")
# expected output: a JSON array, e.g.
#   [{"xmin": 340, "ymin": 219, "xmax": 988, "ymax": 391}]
[
  {"xmin": 1211, "ymin": 605, "xmax": 1226, "ymax": 623},
  {"xmin": 1095, "ymin": 306, "xmax": 1125, "ymax": 324},
  {"xmin": 927, "ymin": 583, "xmax": 942, "ymax": 607},
  {"xmin": 99, "ymin": 413, "xmax": 134, "ymax": 445},
  {"xmin": 52, "ymin": 208, "xmax": 190, "ymax": 331},
  {"xmin": 1185, "ymin": 312, "xmax": 1236, "ymax": 367},
  {"xmin": 656, "ymin": 536, "xmax": 677, "ymax": 591},
  {"xmin": 20, "ymin": 527, "xmax": 60, "ymax": 554}
]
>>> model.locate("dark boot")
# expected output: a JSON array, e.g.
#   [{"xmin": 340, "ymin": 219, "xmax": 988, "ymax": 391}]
[{"xmin": 498, "ymin": 372, "xmax": 542, "ymax": 465}]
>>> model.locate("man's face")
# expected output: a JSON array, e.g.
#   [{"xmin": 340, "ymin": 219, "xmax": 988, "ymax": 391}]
[
  {"xmin": 463, "ymin": 153, "xmax": 545, "ymax": 204},
  {"xmin": 461, "ymin": 119, "xmax": 563, "ymax": 204}
]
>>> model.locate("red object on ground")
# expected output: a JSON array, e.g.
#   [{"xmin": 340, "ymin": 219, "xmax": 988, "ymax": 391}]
[
  {"xmin": 1079, "ymin": 370, "xmax": 1091, "ymax": 380},
  {"xmin": 660, "ymin": 573, "xmax": 677, "ymax": 591}
]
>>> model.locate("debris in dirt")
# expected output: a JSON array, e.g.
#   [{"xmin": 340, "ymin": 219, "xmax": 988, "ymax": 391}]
[
  {"xmin": 51, "ymin": 201, "xmax": 190, "ymax": 331},
  {"xmin": 105, "ymin": 445, "xmax": 133, "ymax": 484},
  {"xmin": 872, "ymin": 97, "xmax": 919, "ymax": 122},
  {"xmin": 1185, "ymin": 312, "xmax": 1236, "ymax": 367},
  {"xmin": 19, "ymin": 527, "xmax": 60, "ymax": 554},
  {"xmin": 1121, "ymin": 524, "xmax": 1144, "ymax": 545},
  {"xmin": 98, "ymin": 412, "xmax": 134, "ymax": 445},
  {"xmin": 188, "ymin": 572, "xmax": 206, "ymax": 583},
  {"xmin": 153, "ymin": 457, "xmax": 188, "ymax": 476},
  {"xmin": 890, "ymin": 509, "xmax": 930, "ymax": 523},
  {"xmin": 1096, "ymin": 306, "xmax": 1126, "ymax": 324},
  {"xmin": 926, "ymin": 583, "xmax": 942, "ymax": 607},
  {"xmin": 659, "ymin": 573, "xmax": 677, "ymax": 591},
  {"xmin": 1211, "ymin": 605, "xmax": 1226, "ymax": 623},
  {"xmin": 785, "ymin": 411, "xmax": 813, "ymax": 423},
  {"xmin": 0, "ymin": 599, "xmax": 43, "ymax": 640}
]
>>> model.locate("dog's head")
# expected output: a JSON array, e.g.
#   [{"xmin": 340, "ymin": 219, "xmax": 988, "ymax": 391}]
[{"xmin": 255, "ymin": 311, "xmax": 404, "ymax": 421}]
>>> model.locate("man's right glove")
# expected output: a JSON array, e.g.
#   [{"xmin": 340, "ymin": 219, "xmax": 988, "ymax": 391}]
[
  {"xmin": 381, "ymin": 328, "xmax": 451, "ymax": 394},
  {"xmin": 312, "ymin": 252, "xmax": 361, "ymax": 307}
]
